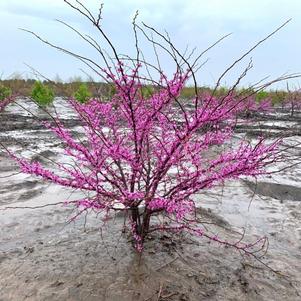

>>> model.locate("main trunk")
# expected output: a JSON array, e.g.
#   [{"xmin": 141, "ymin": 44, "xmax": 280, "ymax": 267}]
[{"xmin": 131, "ymin": 207, "xmax": 151, "ymax": 241}]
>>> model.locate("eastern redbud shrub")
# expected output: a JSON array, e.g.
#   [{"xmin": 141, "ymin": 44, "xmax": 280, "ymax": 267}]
[
  {"xmin": 284, "ymin": 89, "xmax": 301, "ymax": 116},
  {"xmin": 241, "ymin": 95, "xmax": 273, "ymax": 117},
  {"xmin": 6, "ymin": 1, "xmax": 299, "ymax": 256}
]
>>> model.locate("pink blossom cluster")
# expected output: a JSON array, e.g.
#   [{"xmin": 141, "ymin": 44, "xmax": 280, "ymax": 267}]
[
  {"xmin": 236, "ymin": 96, "xmax": 273, "ymax": 115},
  {"xmin": 147, "ymin": 198, "xmax": 194, "ymax": 220}
]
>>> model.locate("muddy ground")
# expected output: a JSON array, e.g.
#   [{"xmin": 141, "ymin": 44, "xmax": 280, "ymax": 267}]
[{"xmin": 0, "ymin": 98, "xmax": 300, "ymax": 301}]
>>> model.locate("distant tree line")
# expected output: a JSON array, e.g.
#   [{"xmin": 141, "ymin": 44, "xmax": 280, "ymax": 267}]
[{"xmin": 0, "ymin": 78, "xmax": 291, "ymax": 104}]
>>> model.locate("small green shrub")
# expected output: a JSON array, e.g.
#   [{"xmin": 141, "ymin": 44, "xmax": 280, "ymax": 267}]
[
  {"xmin": 74, "ymin": 83, "xmax": 92, "ymax": 103},
  {"xmin": 31, "ymin": 81, "xmax": 54, "ymax": 106},
  {"xmin": 0, "ymin": 84, "xmax": 12, "ymax": 101},
  {"xmin": 256, "ymin": 90, "xmax": 269, "ymax": 102}
]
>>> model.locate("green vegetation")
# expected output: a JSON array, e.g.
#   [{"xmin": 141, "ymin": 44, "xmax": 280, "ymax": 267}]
[
  {"xmin": 31, "ymin": 81, "xmax": 54, "ymax": 106},
  {"xmin": 180, "ymin": 86, "xmax": 197, "ymax": 99},
  {"xmin": 180, "ymin": 86, "xmax": 229, "ymax": 99},
  {"xmin": 0, "ymin": 84, "xmax": 12, "ymax": 101},
  {"xmin": 74, "ymin": 83, "xmax": 92, "ymax": 103},
  {"xmin": 140, "ymin": 85, "xmax": 154, "ymax": 99},
  {"xmin": 255, "ymin": 90, "xmax": 269, "ymax": 102}
]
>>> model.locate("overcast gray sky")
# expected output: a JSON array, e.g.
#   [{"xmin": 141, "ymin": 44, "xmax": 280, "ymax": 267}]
[{"xmin": 0, "ymin": 0, "xmax": 301, "ymax": 89}]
